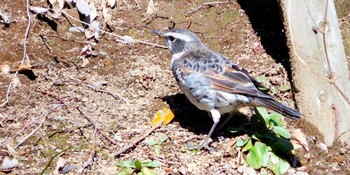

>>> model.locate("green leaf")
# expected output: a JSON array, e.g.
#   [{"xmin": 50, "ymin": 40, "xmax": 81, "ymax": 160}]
[
  {"xmin": 256, "ymin": 75, "xmax": 266, "ymax": 83},
  {"xmin": 256, "ymin": 107, "xmax": 269, "ymax": 118},
  {"xmin": 256, "ymin": 107, "xmax": 270, "ymax": 125},
  {"xmin": 271, "ymin": 138, "xmax": 294, "ymax": 152},
  {"xmin": 135, "ymin": 159, "xmax": 142, "ymax": 171},
  {"xmin": 242, "ymin": 139, "xmax": 252, "ymax": 152},
  {"xmin": 268, "ymin": 152, "xmax": 290, "ymax": 175},
  {"xmin": 159, "ymin": 136, "xmax": 168, "ymax": 144},
  {"xmin": 145, "ymin": 139, "xmax": 158, "ymax": 146},
  {"xmin": 273, "ymin": 126, "xmax": 291, "ymax": 139},
  {"xmin": 141, "ymin": 161, "xmax": 160, "ymax": 168},
  {"xmin": 116, "ymin": 161, "xmax": 135, "ymax": 168},
  {"xmin": 269, "ymin": 113, "xmax": 283, "ymax": 126},
  {"xmin": 246, "ymin": 142, "xmax": 269, "ymax": 169},
  {"xmin": 117, "ymin": 168, "xmax": 133, "ymax": 175},
  {"xmin": 235, "ymin": 138, "xmax": 247, "ymax": 147},
  {"xmin": 260, "ymin": 143, "xmax": 269, "ymax": 167},
  {"xmin": 141, "ymin": 167, "xmax": 157, "ymax": 175},
  {"xmin": 154, "ymin": 145, "xmax": 161, "ymax": 155},
  {"xmin": 278, "ymin": 84, "xmax": 291, "ymax": 92}
]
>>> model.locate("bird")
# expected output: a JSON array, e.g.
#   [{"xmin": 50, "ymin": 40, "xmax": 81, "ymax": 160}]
[{"xmin": 152, "ymin": 28, "xmax": 301, "ymax": 150}]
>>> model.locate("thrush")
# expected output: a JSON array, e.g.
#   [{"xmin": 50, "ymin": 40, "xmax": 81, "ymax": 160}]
[{"xmin": 152, "ymin": 28, "xmax": 301, "ymax": 150}]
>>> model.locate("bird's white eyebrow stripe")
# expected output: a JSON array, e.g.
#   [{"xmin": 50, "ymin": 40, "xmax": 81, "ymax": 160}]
[{"xmin": 164, "ymin": 32, "xmax": 193, "ymax": 42}]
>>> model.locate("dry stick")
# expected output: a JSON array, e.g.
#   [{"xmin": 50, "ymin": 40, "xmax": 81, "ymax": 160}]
[
  {"xmin": 187, "ymin": 1, "xmax": 230, "ymax": 15},
  {"xmin": 61, "ymin": 10, "xmax": 167, "ymax": 49},
  {"xmin": 76, "ymin": 106, "xmax": 118, "ymax": 146},
  {"xmin": 39, "ymin": 146, "xmax": 71, "ymax": 175},
  {"xmin": 15, "ymin": 104, "xmax": 63, "ymax": 148},
  {"xmin": 70, "ymin": 78, "xmax": 127, "ymax": 102},
  {"xmin": 42, "ymin": 34, "xmax": 95, "ymax": 45},
  {"xmin": 113, "ymin": 123, "xmax": 162, "ymax": 157},
  {"xmin": 82, "ymin": 150, "xmax": 97, "ymax": 174},
  {"xmin": 287, "ymin": 0, "xmax": 350, "ymax": 105},
  {"xmin": 0, "ymin": 0, "xmax": 31, "ymax": 108}
]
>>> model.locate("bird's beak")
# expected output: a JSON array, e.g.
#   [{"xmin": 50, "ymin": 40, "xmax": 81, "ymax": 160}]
[{"xmin": 151, "ymin": 30, "xmax": 163, "ymax": 37}]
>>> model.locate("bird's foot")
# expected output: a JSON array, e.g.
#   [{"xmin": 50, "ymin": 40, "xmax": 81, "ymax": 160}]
[{"xmin": 187, "ymin": 139, "xmax": 216, "ymax": 152}]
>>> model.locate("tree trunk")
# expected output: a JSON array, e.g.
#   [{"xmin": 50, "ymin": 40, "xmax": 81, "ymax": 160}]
[{"xmin": 282, "ymin": 0, "xmax": 350, "ymax": 146}]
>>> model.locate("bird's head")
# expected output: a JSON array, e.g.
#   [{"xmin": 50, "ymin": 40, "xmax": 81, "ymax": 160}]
[{"xmin": 152, "ymin": 29, "xmax": 205, "ymax": 55}]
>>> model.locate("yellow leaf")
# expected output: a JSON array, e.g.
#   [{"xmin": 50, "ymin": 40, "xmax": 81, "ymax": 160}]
[
  {"xmin": 151, "ymin": 108, "xmax": 174, "ymax": 126},
  {"xmin": 151, "ymin": 111, "xmax": 162, "ymax": 126},
  {"xmin": 162, "ymin": 108, "xmax": 174, "ymax": 125}
]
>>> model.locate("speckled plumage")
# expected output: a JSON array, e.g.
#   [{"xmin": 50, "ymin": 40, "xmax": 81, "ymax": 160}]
[{"xmin": 153, "ymin": 28, "xmax": 301, "ymax": 150}]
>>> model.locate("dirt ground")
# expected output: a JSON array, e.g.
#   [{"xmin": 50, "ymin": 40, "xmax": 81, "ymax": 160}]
[{"xmin": 0, "ymin": 0, "xmax": 349, "ymax": 174}]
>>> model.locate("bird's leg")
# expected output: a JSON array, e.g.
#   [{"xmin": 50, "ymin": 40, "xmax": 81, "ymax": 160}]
[{"xmin": 198, "ymin": 109, "xmax": 221, "ymax": 150}]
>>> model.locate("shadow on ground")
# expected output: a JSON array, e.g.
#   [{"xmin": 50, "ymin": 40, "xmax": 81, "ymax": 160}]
[{"xmin": 237, "ymin": 0, "xmax": 291, "ymax": 76}]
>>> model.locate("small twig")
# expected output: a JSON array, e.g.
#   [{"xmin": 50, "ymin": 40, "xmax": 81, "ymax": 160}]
[
  {"xmin": 1, "ymin": 0, "xmax": 31, "ymax": 108},
  {"xmin": 41, "ymin": 34, "xmax": 94, "ymax": 45},
  {"xmin": 40, "ymin": 146, "xmax": 71, "ymax": 175},
  {"xmin": 14, "ymin": 104, "xmax": 63, "ymax": 148},
  {"xmin": 61, "ymin": 10, "xmax": 167, "ymax": 48},
  {"xmin": 81, "ymin": 150, "xmax": 97, "ymax": 174},
  {"xmin": 187, "ymin": 1, "xmax": 230, "ymax": 15},
  {"xmin": 113, "ymin": 123, "xmax": 162, "ymax": 157},
  {"xmin": 53, "ymin": 79, "xmax": 126, "ymax": 102},
  {"xmin": 0, "ymin": 114, "xmax": 8, "ymax": 127},
  {"xmin": 76, "ymin": 106, "xmax": 118, "ymax": 146}
]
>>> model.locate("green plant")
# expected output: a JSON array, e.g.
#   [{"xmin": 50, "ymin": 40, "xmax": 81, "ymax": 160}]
[
  {"xmin": 145, "ymin": 135, "xmax": 168, "ymax": 155},
  {"xmin": 229, "ymin": 107, "xmax": 293, "ymax": 175},
  {"xmin": 255, "ymin": 75, "xmax": 291, "ymax": 94},
  {"xmin": 116, "ymin": 159, "xmax": 159, "ymax": 175}
]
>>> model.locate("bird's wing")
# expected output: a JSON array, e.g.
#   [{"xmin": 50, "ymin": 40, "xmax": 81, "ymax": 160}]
[{"xmin": 178, "ymin": 52, "xmax": 273, "ymax": 100}]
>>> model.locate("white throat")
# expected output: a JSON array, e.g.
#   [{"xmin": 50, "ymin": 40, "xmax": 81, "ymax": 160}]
[{"xmin": 171, "ymin": 51, "xmax": 185, "ymax": 65}]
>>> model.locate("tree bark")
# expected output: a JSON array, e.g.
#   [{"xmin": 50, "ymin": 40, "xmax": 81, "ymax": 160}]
[{"xmin": 282, "ymin": 0, "xmax": 350, "ymax": 146}]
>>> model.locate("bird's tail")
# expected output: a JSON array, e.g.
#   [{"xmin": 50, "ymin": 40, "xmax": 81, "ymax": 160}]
[{"xmin": 252, "ymin": 98, "xmax": 301, "ymax": 120}]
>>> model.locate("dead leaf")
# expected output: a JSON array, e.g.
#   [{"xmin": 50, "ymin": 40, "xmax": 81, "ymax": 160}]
[
  {"xmin": 145, "ymin": 0, "xmax": 157, "ymax": 17},
  {"xmin": 29, "ymin": 6, "xmax": 50, "ymax": 14},
  {"xmin": 0, "ymin": 65, "xmax": 10, "ymax": 75},
  {"xmin": 89, "ymin": 2, "xmax": 97, "ymax": 23},
  {"xmin": 0, "ymin": 157, "xmax": 18, "ymax": 171},
  {"xmin": 12, "ymin": 77, "xmax": 21, "ymax": 89},
  {"xmin": 102, "ymin": 1, "xmax": 111, "ymax": 23},
  {"xmin": 81, "ymin": 58, "xmax": 90, "ymax": 67},
  {"xmin": 18, "ymin": 61, "xmax": 32, "ymax": 72},
  {"xmin": 292, "ymin": 129, "xmax": 309, "ymax": 151},
  {"xmin": 316, "ymin": 143, "xmax": 328, "ymax": 153},
  {"xmin": 107, "ymin": 0, "xmax": 116, "ymax": 8},
  {"xmin": 91, "ymin": 81, "xmax": 107, "ymax": 88},
  {"xmin": 53, "ymin": 157, "xmax": 66, "ymax": 175},
  {"xmin": 151, "ymin": 108, "xmax": 174, "ymax": 126},
  {"xmin": 76, "ymin": 0, "xmax": 90, "ymax": 16},
  {"xmin": 49, "ymin": 0, "xmax": 64, "ymax": 13}
]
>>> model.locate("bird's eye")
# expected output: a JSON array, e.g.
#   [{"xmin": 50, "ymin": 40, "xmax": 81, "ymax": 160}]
[{"xmin": 168, "ymin": 36, "xmax": 175, "ymax": 42}]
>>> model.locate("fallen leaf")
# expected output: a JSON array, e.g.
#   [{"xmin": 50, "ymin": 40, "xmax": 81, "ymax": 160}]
[
  {"xmin": 76, "ymin": 0, "xmax": 90, "ymax": 16},
  {"xmin": 145, "ymin": 0, "xmax": 157, "ymax": 17},
  {"xmin": 316, "ymin": 143, "xmax": 328, "ymax": 153},
  {"xmin": 18, "ymin": 62, "xmax": 32, "ymax": 72},
  {"xmin": 53, "ymin": 157, "xmax": 66, "ymax": 175},
  {"xmin": 29, "ymin": 6, "xmax": 50, "ymax": 14},
  {"xmin": 151, "ymin": 108, "xmax": 174, "ymax": 126},
  {"xmin": 107, "ymin": 0, "xmax": 116, "ymax": 8},
  {"xmin": 0, "ymin": 157, "xmax": 18, "ymax": 171},
  {"xmin": 89, "ymin": 2, "xmax": 97, "ymax": 23},
  {"xmin": 12, "ymin": 77, "xmax": 21, "ymax": 89},
  {"xmin": 291, "ymin": 129, "xmax": 309, "ymax": 151},
  {"xmin": 0, "ymin": 65, "xmax": 10, "ymax": 75},
  {"xmin": 49, "ymin": 0, "xmax": 64, "ymax": 13}
]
